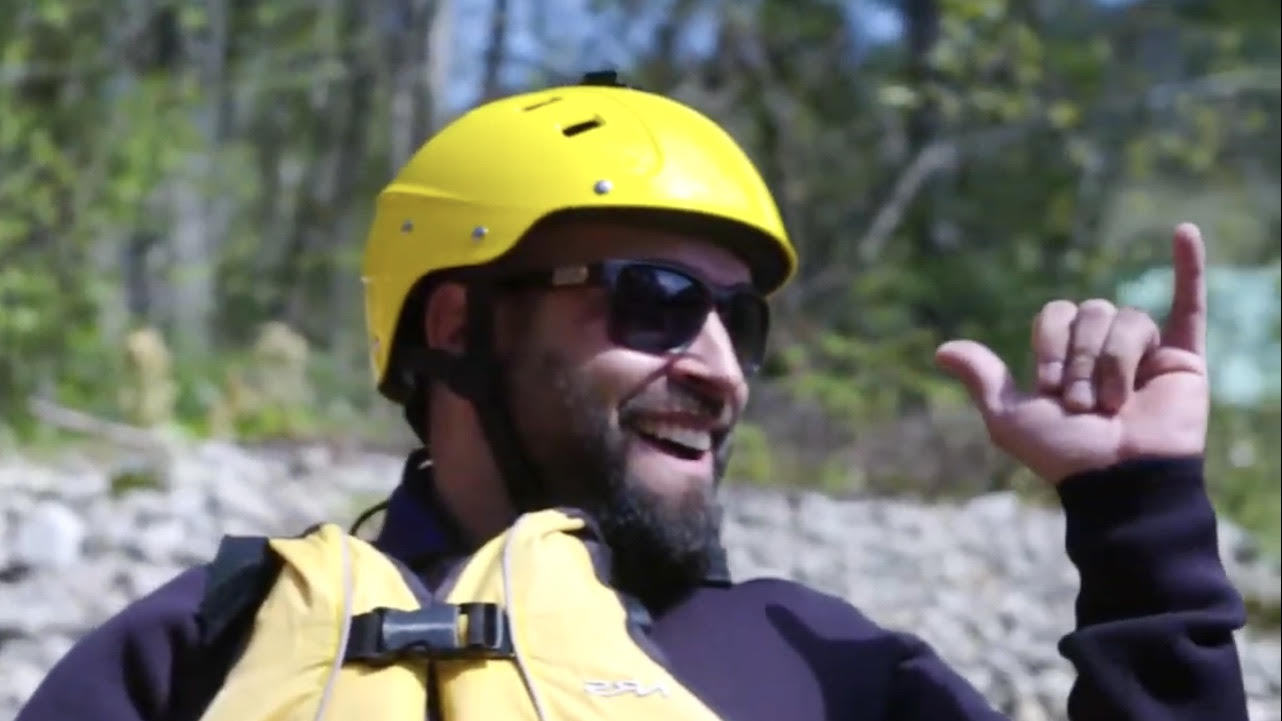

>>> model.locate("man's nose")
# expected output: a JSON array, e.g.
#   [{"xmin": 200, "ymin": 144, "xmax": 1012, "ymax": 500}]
[{"xmin": 667, "ymin": 311, "xmax": 747, "ymax": 404}]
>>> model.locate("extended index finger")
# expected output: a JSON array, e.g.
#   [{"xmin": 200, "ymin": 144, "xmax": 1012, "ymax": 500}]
[{"xmin": 1163, "ymin": 222, "xmax": 1207, "ymax": 356}]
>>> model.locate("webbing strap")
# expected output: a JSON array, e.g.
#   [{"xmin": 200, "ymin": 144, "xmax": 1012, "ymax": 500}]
[{"xmin": 196, "ymin": 535, "xmax": 281, "ymax": 646}]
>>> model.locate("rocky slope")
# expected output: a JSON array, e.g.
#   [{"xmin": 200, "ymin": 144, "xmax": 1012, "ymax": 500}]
[{"xmin": 1, "ymin": 441, "xmax": 1278, "ymax": 721}]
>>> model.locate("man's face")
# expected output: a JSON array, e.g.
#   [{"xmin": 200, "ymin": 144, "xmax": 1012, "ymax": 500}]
[{"xmin": 493, "ymin": 220, "xmax": 754, "ymax": 605}]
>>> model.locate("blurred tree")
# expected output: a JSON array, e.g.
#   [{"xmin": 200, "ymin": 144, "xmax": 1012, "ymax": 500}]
[{"xmin": 1, "ymin": 0, "xmax": 1277, "ymax": 544}]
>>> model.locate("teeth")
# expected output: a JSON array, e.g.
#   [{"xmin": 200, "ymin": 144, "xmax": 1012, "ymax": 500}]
[
  {"xmin": 671, "ymin": 396, "xmax": 703, "ymax": 414},
  {"xmin": 669, "ymin": 396, "xmax": 714, "ymax": 418},
  {"xmin": 662, "ymin": 396, "xmax": 732, "ymax": 427},
  {"xmin": 633, "ymin": 419, "xmax": 712, "ymax": 453}
]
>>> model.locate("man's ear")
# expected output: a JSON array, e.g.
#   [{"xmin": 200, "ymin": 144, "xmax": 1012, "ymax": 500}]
[{"xmin": 424, "ymin": 282, "xmax": 468, "ymax": 354}]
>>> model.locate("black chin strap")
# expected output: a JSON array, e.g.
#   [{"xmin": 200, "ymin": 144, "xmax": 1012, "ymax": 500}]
[{"xmin": 405, "ymin": 282, "xmax": 546, "ymax": 517}]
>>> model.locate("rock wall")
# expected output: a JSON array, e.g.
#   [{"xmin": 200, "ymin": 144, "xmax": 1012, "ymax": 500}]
[{"xmin": 2, "ymin": 441, "xmax": 1278, "ymax": 721}]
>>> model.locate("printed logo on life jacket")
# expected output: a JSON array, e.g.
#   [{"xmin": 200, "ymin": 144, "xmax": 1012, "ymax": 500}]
[{"xmin": 583, "ymin": 679, "xmax": 671, "ymax": 698}]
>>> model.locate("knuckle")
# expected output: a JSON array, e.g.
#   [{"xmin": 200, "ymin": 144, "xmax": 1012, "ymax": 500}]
[
  {"xmin": 1077, "ymin": 298, "xmax": 1117, "ymax": 318},
  {"xmin": 1117, "ymin": 306, "xmax": 1156, "ymax": 329},
  {"xmin": 1065, "ymin": 353, "xmax": 1096, "ymax": 379},
  {"xmin": 1041, "ymin": 299, "xmax": 1077, "ymax": 320}
]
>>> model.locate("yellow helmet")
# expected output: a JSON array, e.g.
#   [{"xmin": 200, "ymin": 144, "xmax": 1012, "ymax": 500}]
[{"xmin": 361, "ymin": 73, "xmax": 797, "ymax": 402}]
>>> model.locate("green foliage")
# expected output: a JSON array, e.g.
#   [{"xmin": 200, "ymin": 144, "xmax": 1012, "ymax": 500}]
[
  {"xmin": 782, "ymin": 328, "xmax": 965, "ymax": 427},
  {"xmin": 724, "ymin": 422, "xmax": 774, "ymax": 486},
  {"xmin": 109, "ymin": 465, "xmax": 166, "ymax": 498},
  {"xmin": 1245, "ymin": 593, "xmax": 1281, "ymax": 632},
  {"xmin": 3, "ymin": 0, "xmax": 1278, "ymax": 557},
  {"xmin": 189, "ymin": 322, "xmax": 316, "ymax": 440},
  {"xmin": 117, "ymin": 328, "xmax": 178, "ymax": 427},
  {"xmin": 1205, "ymin": 402, "xmax": 1282, "ymax": 557}
]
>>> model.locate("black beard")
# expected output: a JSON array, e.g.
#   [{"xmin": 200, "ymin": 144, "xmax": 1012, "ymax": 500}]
[
  {"xmin": 590, "ymin": 466, "xmax": 726, "ymax": 611},
  {"xmin": 501, "ymin": 347, "xmax": 730, "ymax": 610}
]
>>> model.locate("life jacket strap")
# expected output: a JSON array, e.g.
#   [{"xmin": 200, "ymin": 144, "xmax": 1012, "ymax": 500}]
[{"xmin": 345, "ymin": 602, "xmax": 514, "ymax": 665}]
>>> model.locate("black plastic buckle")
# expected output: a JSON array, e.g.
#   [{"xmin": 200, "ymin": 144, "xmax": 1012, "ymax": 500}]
[
  {"xmin": 456, "ymin": 602, "xmax": 511, "ymax": 657},
  {"xmin": 346, "ymin": 602, "xmax": 512, "ymax": 665}
]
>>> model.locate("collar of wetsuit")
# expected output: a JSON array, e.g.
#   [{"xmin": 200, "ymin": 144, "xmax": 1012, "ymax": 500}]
[{"xmin": 374, "ymin": 447, "xmax": 734, "ymax": 587}]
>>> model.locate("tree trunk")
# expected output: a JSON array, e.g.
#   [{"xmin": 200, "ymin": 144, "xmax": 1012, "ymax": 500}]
[
  {"xmin": 481, "ymin": 0, "xmax": 510, "ymax": 100},
  {"xmin": 903, "ymin": 0, "xmax": 943, "ymax": 258}
]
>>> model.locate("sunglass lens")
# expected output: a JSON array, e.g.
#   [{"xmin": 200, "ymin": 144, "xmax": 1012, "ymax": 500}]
[
  {"xmin": 610, "ymin": 264, "xmax": 769, "ymax": 374},
  {"xmin": 610, "ymin": 265, "xmax": 708, "ymax": 352}
]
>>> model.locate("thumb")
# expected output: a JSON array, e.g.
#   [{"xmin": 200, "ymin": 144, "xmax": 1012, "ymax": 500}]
[{"xmin": 935, "ymin": 340, "xmax": 1018, "ymax": 416}]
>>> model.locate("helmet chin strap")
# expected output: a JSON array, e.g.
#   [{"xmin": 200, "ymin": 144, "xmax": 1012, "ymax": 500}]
[{"xmin": 411, "ymin": 282, "xmax": 548, "ymax": 519}]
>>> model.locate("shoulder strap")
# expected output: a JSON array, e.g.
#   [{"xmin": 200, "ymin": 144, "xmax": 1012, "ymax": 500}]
[
  {"xmin": 195, "ymin": 534, "xmax": 284, "ymax": 646},
  {"xmin": 169, "ymin": 532, "xmax": 287, "ymax": 721},
  {"xmin": 192, "ymin": 525, "xmax": 436, "ymax": 663}
]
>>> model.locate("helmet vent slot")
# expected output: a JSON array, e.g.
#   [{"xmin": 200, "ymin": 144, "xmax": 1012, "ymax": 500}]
[
  {"xmin": 562, "ymin": 118, "xmax": 603, "ymax": 137},
  {"xmin": 523, "ymin": 97, "xmax": 562, "ymax": 111}
]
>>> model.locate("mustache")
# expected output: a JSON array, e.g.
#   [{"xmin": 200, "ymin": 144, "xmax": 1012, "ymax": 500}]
[{"xmin": 617, "ymin": 384, "xmax": 737, "ymax": 431}]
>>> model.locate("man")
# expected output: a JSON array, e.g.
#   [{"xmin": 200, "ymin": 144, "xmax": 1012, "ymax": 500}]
[{"xmin": 17, "ymin": 73, "xmax": 1248, "ymax": 720}]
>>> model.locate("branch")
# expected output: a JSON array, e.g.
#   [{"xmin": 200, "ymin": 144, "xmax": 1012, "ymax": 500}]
[
  {"xmin": 795, "ymin": 141, "xmax": 958, "ymax": 303},
  {"xmin": 856, "ymin": 141, "xmax": 959, "ymax": 264},
  {"xmin": 1144, "ymin": 68, "xmax": 1281, "ymax": 111},
  {"xmin": 26, "ymin": 397, "xmax": 169, "ymax": 452},
  {"xmin": 790, "ymin": 105, "xmax": 1158, "ymax": 307}
]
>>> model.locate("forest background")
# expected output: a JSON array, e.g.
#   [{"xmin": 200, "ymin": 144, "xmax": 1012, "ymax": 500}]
[{"xmin": 1, "ymin": 0, "xmax": 1278, "ymax": 556}]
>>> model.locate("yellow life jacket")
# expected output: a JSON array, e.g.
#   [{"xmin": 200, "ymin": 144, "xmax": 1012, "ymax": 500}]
[{"xmin": 195, "ymin": 508, "xmax": 727, "ymax": 721}]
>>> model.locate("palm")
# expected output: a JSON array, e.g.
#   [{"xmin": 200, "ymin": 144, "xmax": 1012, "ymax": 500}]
[
  {"xmin": 991, "ymin": 352, "xmax": 1207, "ymax": 483},
  {"xmin": 937, "ymin": 224, "xmax": 1211, "ymax": 484}
]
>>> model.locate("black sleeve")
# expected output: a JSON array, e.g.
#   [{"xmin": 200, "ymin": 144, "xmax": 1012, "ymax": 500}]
[
  {"xmin": 15, "ymin": 532, "xmax": 285, "ymax": 721},
  {"xmin": 14, "ymin": 567, "xmax": 209, "ymax": 721},
  {"xmin": 1056, "ymin": 457, "xmax": 1249, "ymax": 720},
  {"xmin": 887, "ymin": 457, "xmax": 1249, "ymax": 721}
]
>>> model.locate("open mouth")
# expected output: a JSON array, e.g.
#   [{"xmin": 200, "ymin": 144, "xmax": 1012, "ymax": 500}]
[{"xmin": 629, "ymin": 418, "xmax": 713, "ymax": 461}]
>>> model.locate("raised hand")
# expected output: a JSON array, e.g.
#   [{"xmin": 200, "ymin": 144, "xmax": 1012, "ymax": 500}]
[{"xmin": 934, "ymin": 223, "xmax": 1210, "ymax": 484}]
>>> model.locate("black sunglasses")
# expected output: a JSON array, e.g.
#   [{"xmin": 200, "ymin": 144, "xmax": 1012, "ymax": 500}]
[{"xmin": 495, "ymin": 259, "xmax": 770, "ymax": 376}]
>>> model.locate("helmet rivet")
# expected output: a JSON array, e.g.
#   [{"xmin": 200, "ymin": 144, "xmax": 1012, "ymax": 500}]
[
  {"xmin": 593, "ymin": 179, "xmax": 612, "ymax": 195},
  {"xmin": 400, "ymin": 220, "xmax": 414, "ymax": 233},
  {"xmin": 471, "ymin": 226, "xmax": 489, "ymax": 241}
]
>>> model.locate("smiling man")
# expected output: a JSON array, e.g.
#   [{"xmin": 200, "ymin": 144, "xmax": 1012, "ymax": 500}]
[
  {"xmin": 16, "ymin": 72, "xmax": 1249, "ymax": 721},
  {"xmin": 429, "ymin": 220, "xmax": 759, "ymax": 609}
]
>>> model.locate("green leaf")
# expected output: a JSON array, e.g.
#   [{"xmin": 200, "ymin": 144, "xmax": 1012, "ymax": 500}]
[
  {"xmin": 878, "ymin": 84, "xmax": 919, "ymax": 109},
  {"xmin": 37, "ymin": 0, "xmax": 71, "ymax": 28},
  {"xmin": 1048, "ymin": 100, "xmax": 1080, "ymax": 129}
]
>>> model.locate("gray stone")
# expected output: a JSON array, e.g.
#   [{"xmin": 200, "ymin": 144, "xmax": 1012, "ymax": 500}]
[
  {"xmin": 56, "ymin": 469, "xmax": 110, "ymax": 501},
  {"xmin": 0, "ymin": 440, "xmax": 1279, "ymax": 721},
  {"xmin": 13, "ymin": 502, "xmax": 85, "ymax": 569},
  {"xmin": 132, "ymin": 518, "xmax": 190, "ymax": 563},
  {"xmin": 0, "ymin": 661, "xmax": 45, "ymax": 716},
  {"xmin": 1248, "ymin": 698, "xmax": 1282, "ymax": 721},
  {"xmin": 0, "ymin": 571, "xmax": 86, "ymax": 637}
]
